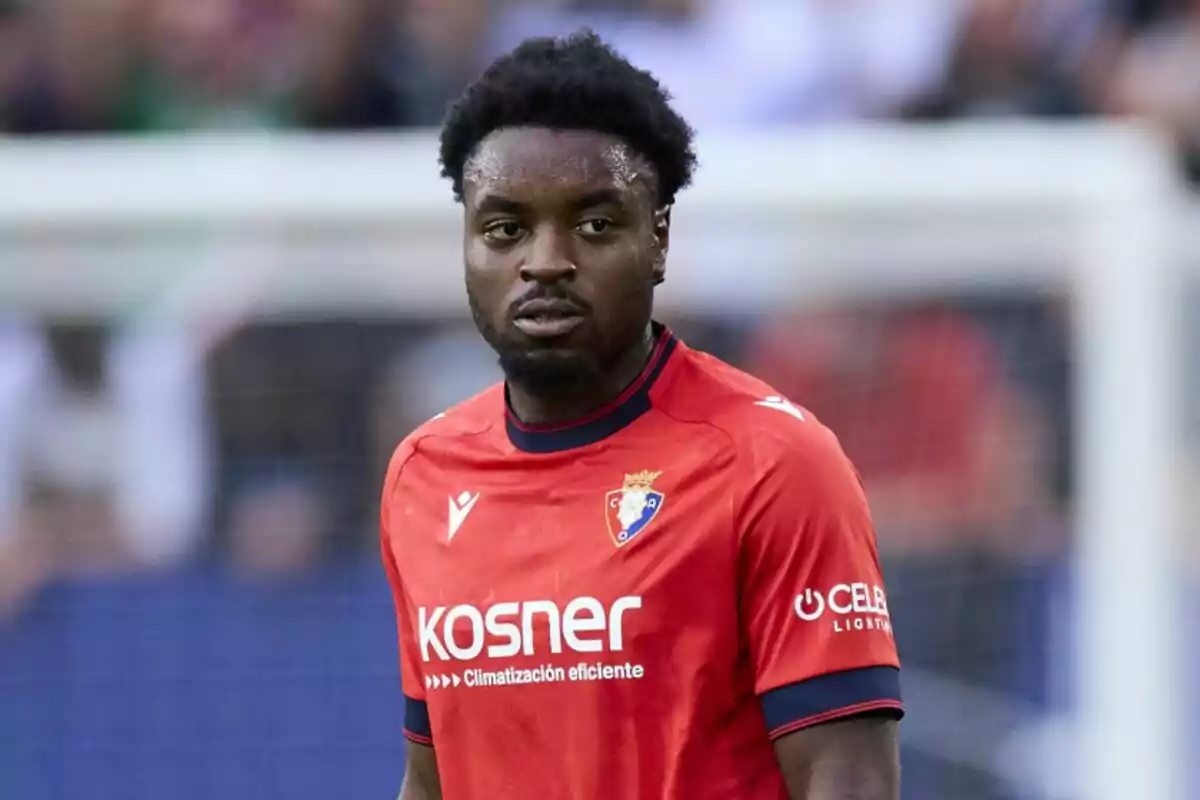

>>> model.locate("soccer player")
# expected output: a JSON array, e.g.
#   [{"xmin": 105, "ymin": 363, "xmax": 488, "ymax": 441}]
[{"xmin": 380, "ymin": 31, "xmax": 903, "ymax": 800}]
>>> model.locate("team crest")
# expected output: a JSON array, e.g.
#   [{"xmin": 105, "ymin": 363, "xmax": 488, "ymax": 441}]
[{"xmin": 605, "ymin": 470, "xmax": 665, "ymax": 547}]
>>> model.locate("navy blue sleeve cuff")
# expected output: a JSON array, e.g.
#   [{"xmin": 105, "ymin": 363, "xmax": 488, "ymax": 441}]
[
  {"xmin": 403, "ymin": 695, "xmax": 433, "ymax": 746},
  {"xmin": 760, "ymin": 666, "xmax": 904, "ymax": 740}
]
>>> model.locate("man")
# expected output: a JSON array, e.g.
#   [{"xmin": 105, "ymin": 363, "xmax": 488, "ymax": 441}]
[{"xmin": 380, "ymin": 31, "xmax": 903, "ymax": 800}]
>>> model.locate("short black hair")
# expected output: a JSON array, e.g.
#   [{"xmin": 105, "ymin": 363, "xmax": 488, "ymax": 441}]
[{"xmin": 439, "ymin": 30, "xmax": 697, "ymax": 206}]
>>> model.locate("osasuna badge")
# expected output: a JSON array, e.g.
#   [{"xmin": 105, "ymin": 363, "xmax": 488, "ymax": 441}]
[{"xmin": 605, "ymin": 470, "xmax": 665, "ymax": 547}]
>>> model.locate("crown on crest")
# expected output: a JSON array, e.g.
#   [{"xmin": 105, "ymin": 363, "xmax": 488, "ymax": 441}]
[{"xmin": 621, "ymin": 470, "xmax": 663, "ymax": 492}]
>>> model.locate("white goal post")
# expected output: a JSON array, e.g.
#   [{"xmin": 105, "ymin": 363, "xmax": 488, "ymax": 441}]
[{"xmin": 0, "ymin": 124, "xmax": 1187, "ymax": 800}]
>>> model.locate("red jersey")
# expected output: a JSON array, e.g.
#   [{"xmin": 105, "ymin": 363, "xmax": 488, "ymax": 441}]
[{"xmin": 380, "ymin": 327, "xmax": 902, "ymax": 799}]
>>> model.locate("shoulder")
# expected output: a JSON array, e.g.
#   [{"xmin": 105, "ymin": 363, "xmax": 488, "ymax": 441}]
[
  {"xmin": 661, "ymin": 349, "xmax": 870, "ymax": 550},
  {"xmin": 382, "ymin": 382, "xmax": 504, "ymax": 495},
  {"xmin": 658, "ymin": 346, "xmax": 855, "ymax": 482}
]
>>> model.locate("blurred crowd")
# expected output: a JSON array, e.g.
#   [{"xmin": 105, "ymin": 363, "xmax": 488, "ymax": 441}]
[
  {"xmin": 0, "ymin": 0, "xmax": 1198, "ymax": 181},
  {"xmin": 0, "ymin": 303, "xmax": 1074, "ymax": 610},
  {"xmin": 1, "ymin": 1, "xmax": 1197, "ymax": 799}
]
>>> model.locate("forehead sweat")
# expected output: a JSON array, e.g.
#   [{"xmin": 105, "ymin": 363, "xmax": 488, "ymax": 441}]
[{"xmin": 462, "ymin": 135, "xmax": 657, "ymax": 198}]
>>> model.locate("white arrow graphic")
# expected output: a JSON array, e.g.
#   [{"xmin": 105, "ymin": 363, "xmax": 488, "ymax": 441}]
[
  {"xmin": 452, "ymin": 674, "xmax": 461, "ymax": 687},
  {"xmin": 755, "ymin": 395, "xmax": 806, "ymax": 422}
]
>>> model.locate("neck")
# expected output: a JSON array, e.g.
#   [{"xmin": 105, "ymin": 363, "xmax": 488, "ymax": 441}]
[{"xmin": 507, "ymin": 327, "xmax": 656, "ymax": 426}]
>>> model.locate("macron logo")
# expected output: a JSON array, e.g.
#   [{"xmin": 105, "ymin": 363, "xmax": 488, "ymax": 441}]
[
  {"xmin": 755, "ymin": 395, "xmax": 805, "ymax": 422},
  {"xmin": 448, "ymin": 491, "xmax": 480, "ymax": 541}
]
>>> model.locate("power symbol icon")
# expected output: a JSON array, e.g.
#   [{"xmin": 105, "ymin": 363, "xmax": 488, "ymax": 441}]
[{"xmin": 794, "ymin": 589, "xmax": 826, "ymax": 622}]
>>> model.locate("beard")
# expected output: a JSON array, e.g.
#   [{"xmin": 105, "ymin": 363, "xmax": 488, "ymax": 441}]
[
  {"xmin": 468, "ymin": 286, "xmax": 611, "ymax": 397},
  {"xmin": 498, "ymin": 347, "xmax": 604, "ymax": 396}
]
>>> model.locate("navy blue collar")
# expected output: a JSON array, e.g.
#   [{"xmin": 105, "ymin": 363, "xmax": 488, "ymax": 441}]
[{"xmin": 505, "ymin": 325, "xmax": 678, "ymax": 454}]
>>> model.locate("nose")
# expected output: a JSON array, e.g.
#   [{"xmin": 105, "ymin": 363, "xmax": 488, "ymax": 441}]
[{"xmin": 519, "ymin": 227, "xmax": 576, "ymax": 284}]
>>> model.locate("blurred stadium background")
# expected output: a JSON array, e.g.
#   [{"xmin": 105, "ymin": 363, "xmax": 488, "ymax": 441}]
[{"xmin": 0, "ymin": 1, "xmax": 1196, "ymax": 799}]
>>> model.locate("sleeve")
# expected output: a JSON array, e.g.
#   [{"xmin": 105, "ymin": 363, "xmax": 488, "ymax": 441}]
[
  {"xmin": 380, "ymin": 447, "xmax": 434, "ymax": 747},
  {"xmin": 738, "ymin": 424, "xmax": 904, "ymax": 740}
]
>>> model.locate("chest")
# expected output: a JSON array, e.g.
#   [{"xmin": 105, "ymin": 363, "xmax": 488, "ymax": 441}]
[{"xmin": 387, "ymin": 443, "xmax": 742, "ymax": 663}]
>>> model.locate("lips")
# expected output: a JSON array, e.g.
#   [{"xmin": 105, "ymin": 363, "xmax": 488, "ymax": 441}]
[
  {"xmin": 515, "ymin": 299, "xmax": 585, "ymax": 320},
  {"xmin": 512, "ymin": 299, "xmax": 587, "ymax": 339}
]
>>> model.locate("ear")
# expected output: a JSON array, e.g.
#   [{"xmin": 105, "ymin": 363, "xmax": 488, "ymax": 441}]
[{"xmin": 652, "ymin": 206, "xmax": 671, "ymax": 285}]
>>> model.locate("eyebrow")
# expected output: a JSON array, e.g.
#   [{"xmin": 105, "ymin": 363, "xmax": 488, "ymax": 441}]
[
  {"xmin": 571, "ymin": 189, "xmax": 627, "ymax": 210},
  {"xmin": 472, "ymin": 188, "xmax": 630, "ymax": 215},
  {"xmin": 473, "ymin": 195, "xmax": 525, "ymax": 215}
]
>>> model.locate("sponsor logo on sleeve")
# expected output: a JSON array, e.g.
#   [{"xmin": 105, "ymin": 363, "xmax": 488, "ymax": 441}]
[{"xmin": 794, "ymin": 583, "xmax": 892, "ymax": 634}]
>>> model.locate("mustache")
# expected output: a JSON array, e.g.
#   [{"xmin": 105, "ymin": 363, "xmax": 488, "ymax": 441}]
[{"xmin": 507, "ymin": 286, "xmax": 591, "ymax": 318}]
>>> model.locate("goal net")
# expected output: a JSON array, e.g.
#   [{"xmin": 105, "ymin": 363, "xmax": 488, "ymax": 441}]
[{"xmin": 0, "ymin": 126, "xmax": 1189, "ymax": 800}]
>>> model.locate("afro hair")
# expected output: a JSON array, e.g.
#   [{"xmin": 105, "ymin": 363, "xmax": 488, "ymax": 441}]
[{"xmin": 438, "ymin": 30, "xmax": 697, "ymax": 206}]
